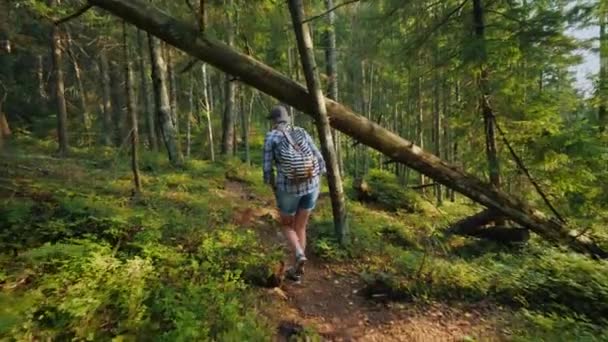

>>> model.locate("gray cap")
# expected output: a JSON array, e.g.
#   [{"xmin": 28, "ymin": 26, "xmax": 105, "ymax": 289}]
[{"xmin": 267, "ymin": 105, "xmax": 290, "ymax": 123}]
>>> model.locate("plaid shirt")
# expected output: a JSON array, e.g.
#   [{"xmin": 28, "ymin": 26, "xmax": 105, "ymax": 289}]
[{"xmin": 263, "ymin": 124, "xmax": 326, "ymax": 196}]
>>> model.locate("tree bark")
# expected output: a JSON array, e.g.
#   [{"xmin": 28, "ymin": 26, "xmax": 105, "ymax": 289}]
[
  {"xmin": 123, "ymin": 21, "xmax": 142, "ymax": 193},
  {"xmin": 148, "ymin": 33, "xmax": 183, "ymax": 165},
  {"xmin": 137, "ymin": 29, "xmax": 157, "ymax": 151},
  {"xmin": 99, "ymin": 50, "xmax": 114, "ymax": 146},
  {"xmin": 49, "ymin": 0, "xmax": 69, "ymax": 157},
  {"xmin": 86, "ymin": 0, "xmax": 608, "ymax": 259},
  {"xmin": 288, "ymin": 0, "xmax": 348, "ymax": 244}
]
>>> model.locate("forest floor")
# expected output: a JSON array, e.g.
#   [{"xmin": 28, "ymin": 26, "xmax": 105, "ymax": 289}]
[
  {"xmin": 229, "ymin": 180, "xmax": 506, "ymax": 341},
  {"xmin": 1, "ymin": 139, "xmax": 607, "ymax": 341}
]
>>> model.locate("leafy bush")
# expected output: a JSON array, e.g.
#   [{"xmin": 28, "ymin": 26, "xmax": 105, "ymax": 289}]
[{"xmin": 358, "ymin": 169, "xmax": 428, "ymax": 213}]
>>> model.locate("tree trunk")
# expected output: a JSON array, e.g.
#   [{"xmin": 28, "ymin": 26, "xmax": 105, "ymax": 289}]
[
  {"xmin": 417, "ymin": 63, "xmax": 425, "ymax": 192},
  {"xmin": 87, "ymin": 0, "xmax": 608, "ymax": 259},
  {"xmin": 49, "ymin": 0, "xmax": 69, "ymax": 157},
  {"xmin": 65, "ymin": 29, "xmax": 90, "ymax": 144},
  {"xmin": 600, "ymin": 4, "xmax": 607, "ymax": 133},
  {"xmin": 324, "ymin": 0, "xmax": 342, "ymax": 175},
  {"xmin": 288, "ymin": 0, "xmax": 348, "ymax": 244},
  {"xmin": 201, "ymin": 63, "xmax": 215, "ymax": 161},
  {"xmin": 187, "ymin": 74, "xmax": 193, "ymax": 158},
  {"xmin": 123, "ymin": 21, "xmax": 142, "ymax": 193},
  {"xmin": 0, "ymin": 95, "xmax": 10, "ymax": 148},
  {"xmin": 148, "ymin": 33, "xmax": 183, "ymax": 165},
  {"xmin": 473, "ymin": 0, "xmax": 503, "ymax": 225},
  {"xmin": 433, "ymin": 58, "xmax": 442, "ymax": 205},
  {"xmin": 167, "ymin": 47, "xmax": 179, "ymax": 139},
  {"xmin": 137, "ymin": 29, "xmax": 157, "ymax": 151},
  {"xmin": 221, "ymin": 1, "xmax": 236, "ymax": 156},
  {"xmin": 37, "ymin": 55, "xmax": 47, "ymax": 104},
  {"xmin": 244, "ymin": 91, "xmax": 254, "ymax": 165},
  {"xmin": 109, "ymin": 59, "xmax": 126, "ymax": 144},
  {"xmin": 99, "ymin": 50, "xmax": 114, "ymax": 146}
]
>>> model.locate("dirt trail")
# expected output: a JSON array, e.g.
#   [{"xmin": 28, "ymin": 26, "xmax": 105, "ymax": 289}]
[{"xmin": 228, "ymin": 180, "xmax": 506, "ymax": 342}]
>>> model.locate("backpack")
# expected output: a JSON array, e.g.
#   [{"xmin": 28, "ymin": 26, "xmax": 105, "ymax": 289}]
[{"xmin": 274, "ymin": 126, "xmax": 318, "ymax": 183}]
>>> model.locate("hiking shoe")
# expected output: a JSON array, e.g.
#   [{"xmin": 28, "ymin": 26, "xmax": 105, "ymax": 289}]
[
  {"xmin": 294, "ymin": 254, "xmax": 307, "ymax": 276},
  {"xmin": 285, "ymin": 267, "xmax": 302, "ymax": 283}
]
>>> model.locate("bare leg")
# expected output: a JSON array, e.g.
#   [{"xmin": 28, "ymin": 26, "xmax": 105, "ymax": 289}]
[
  {"xmin": 280, "ymin": 213, "xmax": 302, "ymax": 257},
  {"xmin": 294, "ymin": 209, "xmax": 311, "ymax": 254}
]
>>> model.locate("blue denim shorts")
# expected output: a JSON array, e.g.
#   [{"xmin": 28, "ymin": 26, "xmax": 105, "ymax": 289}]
[{"xmin": 275, "ymin": 188, "xmax": 320, "ymax": 216}]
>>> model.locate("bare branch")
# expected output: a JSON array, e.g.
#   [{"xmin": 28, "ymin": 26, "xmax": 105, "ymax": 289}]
[
  {"xmin": 180, "ymin": 58, "xmax": 200, "ymax": 73},
  {"xmin": 54, "ymin": 4, "xmax": 93, "ymax": 25},
  {"xmin": 302, "ymin": 0, "xmax": 361, "ymax": 24}
]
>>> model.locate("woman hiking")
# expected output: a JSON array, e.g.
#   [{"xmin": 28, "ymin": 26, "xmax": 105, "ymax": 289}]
[{"xmin": 263, "ymin": 105, "xmax": 326, "ymax": 283}]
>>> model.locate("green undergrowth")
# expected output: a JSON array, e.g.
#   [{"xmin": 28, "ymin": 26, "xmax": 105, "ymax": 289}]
[
  {"xmin": 0, "ymin": 138, "xmax": 278, "ymax": 340},
  {"xmin": 310, "ymin": 169, "xmax": 608, "ymax": 340},
  {"xmin": 2, "ymin": 136, "xmax": 608, "ymax": 340}
]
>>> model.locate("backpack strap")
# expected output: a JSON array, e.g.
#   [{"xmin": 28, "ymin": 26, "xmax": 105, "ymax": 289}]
[{"xmin": 277, "ymin": 126, "xmax": 303, "ymax": 153}]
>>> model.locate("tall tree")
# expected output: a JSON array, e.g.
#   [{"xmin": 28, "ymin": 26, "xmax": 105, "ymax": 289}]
[
  {"xmin": 221, "ymin": 0, "xmax": 236, "ymax": 156},
  {"xmin": 473, "ymin": 0, "xmax": 501, "ymax": 190},
  {"xmin": 201, "ymin": 63, "xmax": 214, "ymax": 161},
  {"xmin": 137, "ymin": 29, "xmax": 157, "ymax": 151},
  {"xmin": 288, "ymin": 0, "xmax": 348, "ymax": 243},
  {"xmin": 600, "ymin": 2, "xmax": 607, "ymax": 133},
  {"xmin": 49, "ymin": 0, "xmax": 69, "ymax": 156},
  {"xmin": 148, "ymin": 33, "xmax": 183, "ymax": 165},
  {"xmin": 123, "ymin": 21, "xmax": 142, "ymax": 193},
  {"xmin": 324, "ymin": 0, "xmax": 342, "ymax": 174},
  {"xmin": 99, "ymin": 48, "xmax": 114, "ymax": 146},
  {"xmin": 65, "ymin": 29, "xmax": 90, "ymax": 144}
]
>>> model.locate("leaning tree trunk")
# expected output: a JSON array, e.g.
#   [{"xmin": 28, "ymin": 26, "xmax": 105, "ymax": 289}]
[
  {"xmin": 288, "ymin": 0, "xmax": 348, "ymax": 244},
  {"xmin": 123, "ymin": 21, "xmax": 142, "ymax": 193},
  {"xmin": 86, "ymin": 0, "xmax": 608, "ymax": 259},
  {"xmin": 137, "ymin": 29, "xmax": 157, "ymax": 151},
  {"xmin": 148, "ymin": 33, "xmax": 183, "ymax": 165},
  {"xmin": 49, "ymin": 0, "xmax": 69, "ymax": 157}
]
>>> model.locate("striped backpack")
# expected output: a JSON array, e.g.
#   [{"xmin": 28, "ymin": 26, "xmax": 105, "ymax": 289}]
[{"xmin": 275, "ymin": 126, "xmax": 318, "ymax": 183}]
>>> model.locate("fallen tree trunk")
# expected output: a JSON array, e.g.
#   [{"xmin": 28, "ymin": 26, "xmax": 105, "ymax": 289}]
[
  {"xmin": 446, "ymin": 209, "xmax": 497, "ymax": 235},
  {"xmin": 86, "ymin": 0, "xmax": 607, "ymax": 259},
  {"xmin": 467, "ymin": 226, "xmax": 530, "ymax": 243},
  {"xmin": 446, "ymin": 210, "xmax": 529, "ymax": 243}
]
